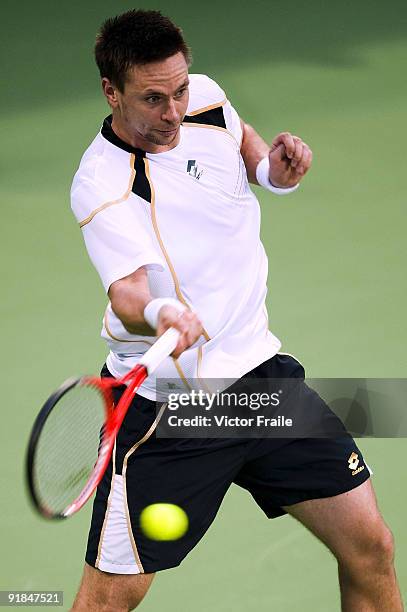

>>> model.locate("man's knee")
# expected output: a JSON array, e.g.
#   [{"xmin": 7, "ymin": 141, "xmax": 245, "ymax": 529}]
[
  {"xmin": 337, "ymin": 520, "xmax": 395, "ymax": 575},
  {"xmin": 72, "ymin": 564, "xmax": 155, "ymax": 611},
  {"xmin": 100, "ymin": 573, "xmax": 153, "ymax": 611}
]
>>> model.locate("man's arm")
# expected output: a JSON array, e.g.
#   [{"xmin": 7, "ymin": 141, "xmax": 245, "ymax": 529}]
[
  {"xmin": 108, "ymin": 266, "xmax": 203, "ymax": 358},
  {"xmin": 240, "ymin": 119, "xmax": 313, "ymax": 189},
  {"xmin": 108, "ymin": 267, "xmax": 154, "ymax": 336}
]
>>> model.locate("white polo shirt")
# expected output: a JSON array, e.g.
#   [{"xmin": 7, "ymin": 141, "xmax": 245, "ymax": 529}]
[{"xmin": 71, "ymin": 74, "xmax": 282, "ymax": 400}]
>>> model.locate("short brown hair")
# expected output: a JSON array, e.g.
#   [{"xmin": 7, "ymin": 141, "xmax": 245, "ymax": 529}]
[{"xmin": 95, "ymin": 9, "xmax": 191, "ymax": 92}]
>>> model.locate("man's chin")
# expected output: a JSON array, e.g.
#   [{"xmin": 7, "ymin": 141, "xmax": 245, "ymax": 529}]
[{"xmin": 148, "ymin": 128, "xmax": 179, "ymax": 145}]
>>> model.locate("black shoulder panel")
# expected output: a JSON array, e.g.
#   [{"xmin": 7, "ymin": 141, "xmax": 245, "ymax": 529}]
[{"xmin": 183, "ymin": 105, "xmax": 226, "ymax": 129}]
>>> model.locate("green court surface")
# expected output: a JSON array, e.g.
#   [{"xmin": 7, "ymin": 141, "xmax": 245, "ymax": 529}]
[{"xmin": 1, "ymin": 1, "xmax": 406, "ymax": 609}]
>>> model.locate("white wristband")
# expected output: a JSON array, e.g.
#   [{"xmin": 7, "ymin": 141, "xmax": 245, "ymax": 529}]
[
  {"xmin": 255, "ymin": 156, "xmax": 300, "ymax": 195},
  {"xmin": 144, "ymin": 298, "xmax": 186, "ymax": 329}
]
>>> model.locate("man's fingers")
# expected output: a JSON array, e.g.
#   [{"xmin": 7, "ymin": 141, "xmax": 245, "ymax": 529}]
[
  {"xmin": 269, "ymin": 132, "xmax": 312, "ymax": 187},
  {"xmin": 172, "ymin": 325, "xmax": 202, "ymax": 357},
  {"xmin": 296, "ymin": 146, "xmax": 313, "ymax": 175},
  {"xmin": 271, "ymin": 143, "xmax": 287, "ymax": 161},
  {"xmin": 157, "ymin": 306, "xmax": 203, "ymax": 358},
  {"xmin": 271, "ymin": 132, "xmax": 312, "ymax": 164},
  {"xmin": 271, "ymin": 132, "xmax": 296, "ymax": 158},
  {"xmin": 291, "ymin": 138, "xmax": 303, "ymax": 167}
]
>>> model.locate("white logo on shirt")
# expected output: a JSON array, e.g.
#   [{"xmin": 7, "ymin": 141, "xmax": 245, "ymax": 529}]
[{"xmin": 187, "ymin": 160, "xmax": 204, "ymax": 180}]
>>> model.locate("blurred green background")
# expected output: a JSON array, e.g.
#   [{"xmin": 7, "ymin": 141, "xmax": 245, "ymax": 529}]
[{"xmin": 1, "ymin": 0, "xmax": 406, "ymax": 609}]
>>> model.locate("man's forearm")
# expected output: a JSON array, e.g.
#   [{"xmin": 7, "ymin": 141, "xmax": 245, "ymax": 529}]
[
  {"xmin": 240, "ymin": 121, "xmax": 270, "ymax": 184},
  {"xmin": 110, "ymin": 285, "xmax": 154, "ymax": 335},
  {"xmin": 108, "ymin": 268, "xmax": 190, "ymax": 338},
  {"xmin": 108, "ymin": 267, "xmax": 155, "ymax": 336}
]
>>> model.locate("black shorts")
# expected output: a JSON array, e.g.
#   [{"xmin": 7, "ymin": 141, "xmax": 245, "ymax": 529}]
[{"xmin": 85, "ymin": 354, "xmax": 370, "ymax": 574}]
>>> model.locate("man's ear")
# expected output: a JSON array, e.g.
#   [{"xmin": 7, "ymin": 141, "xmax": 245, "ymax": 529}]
[{"xmin": 102, "ymin": 78, "xmax": 119, "ymax": 109}]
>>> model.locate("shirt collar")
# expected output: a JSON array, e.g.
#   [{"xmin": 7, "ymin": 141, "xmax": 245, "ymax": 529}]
[{"xmin": 101, "ymin": 115, "xmax": 145, "ymax": 155}]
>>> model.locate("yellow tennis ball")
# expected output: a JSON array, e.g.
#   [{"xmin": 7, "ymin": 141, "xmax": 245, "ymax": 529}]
[{"xmin": 140, "ymin": 503, "xmax": 189, "ymax": 541}]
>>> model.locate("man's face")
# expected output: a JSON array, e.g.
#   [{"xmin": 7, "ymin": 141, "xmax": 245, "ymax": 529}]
[{"xmin": 104, "ymin": 52, "xmax": 190, "ymax": 149}]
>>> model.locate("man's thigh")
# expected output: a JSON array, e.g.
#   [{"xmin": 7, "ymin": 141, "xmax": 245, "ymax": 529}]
[{"xmin": 281, "ymin": 479, "xmax": 388, "ymax": 561}]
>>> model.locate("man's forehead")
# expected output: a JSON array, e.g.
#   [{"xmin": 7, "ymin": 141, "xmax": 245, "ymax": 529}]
[{"xmin": 126, "ymin": 53, "xmax": 189, "ymax": 93}]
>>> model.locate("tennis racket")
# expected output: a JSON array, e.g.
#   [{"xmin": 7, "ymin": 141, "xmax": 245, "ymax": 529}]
[{"xmin": 26, "ymin": 327, "xmax": 180, "ymax": 520}]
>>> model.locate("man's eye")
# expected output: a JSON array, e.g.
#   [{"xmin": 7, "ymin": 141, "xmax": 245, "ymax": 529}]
[
  {"xmin": 146, "ymin": 96, "xmax": 160, "ymax": 104},
  {"xmin": 175, "ymin": 88, "xmax": 187, "ymax": 98}
]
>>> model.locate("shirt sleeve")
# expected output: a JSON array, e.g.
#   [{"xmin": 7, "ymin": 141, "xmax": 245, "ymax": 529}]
[
  {"xmin": 223, "ymin": 100, "xmax": 243, "ymax": 146},
  {"xmin": 71, "ymin": 179, "xmax": 165, "ymax": 292},
  {"xmin": 187, "ymin": 74, "xmax": 243, "ymax": 145}
]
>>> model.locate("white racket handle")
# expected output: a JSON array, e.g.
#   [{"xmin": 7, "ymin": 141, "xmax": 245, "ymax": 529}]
[{"xmin": 139, "ymin": 327, "xmax": 181, "ymax": 374}]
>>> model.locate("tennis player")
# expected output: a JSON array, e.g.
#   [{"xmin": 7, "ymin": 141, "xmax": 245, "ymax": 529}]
[{"xmin": 70, "ymin": 10, "xmax": 402, "ymax": 611}]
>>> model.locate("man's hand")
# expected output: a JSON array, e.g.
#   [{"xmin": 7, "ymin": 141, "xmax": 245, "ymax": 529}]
[
  {"xmin": 269, "ymin": 132, "xmax": 313, "ymax": 188},
  {"xmin": 157, "ymin": 305, "xmax": 203, "ymax": 358}
]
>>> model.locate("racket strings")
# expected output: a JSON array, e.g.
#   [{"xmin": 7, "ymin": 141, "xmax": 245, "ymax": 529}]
[{"xmin": 34, "ymin": 383, "xmax": 107, "ymax": 516}]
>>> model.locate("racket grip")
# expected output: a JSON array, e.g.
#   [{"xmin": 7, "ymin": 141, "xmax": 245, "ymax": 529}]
[{"xmin": 139, "ymin": 327, "xmax": 181, "ymax": 374}]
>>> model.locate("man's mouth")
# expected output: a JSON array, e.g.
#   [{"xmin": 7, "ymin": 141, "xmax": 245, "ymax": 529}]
[{"xmin": 157, "ymin": 127, "xmax": 179, "ymax": 134}]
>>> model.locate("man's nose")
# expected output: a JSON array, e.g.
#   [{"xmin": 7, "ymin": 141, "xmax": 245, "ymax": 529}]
[{"xmin": 162, "ymin": 99, "xmax": 179, "ymax": 123}]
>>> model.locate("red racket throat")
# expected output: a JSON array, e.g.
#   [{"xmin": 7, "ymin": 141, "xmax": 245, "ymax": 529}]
[
  {"xmin": 26, "ymin": 328, "xmax": 179, "ymax": 520},
  {"xmin": 63, "ymin": 365, "xmax": 148, "ymax": 517}
]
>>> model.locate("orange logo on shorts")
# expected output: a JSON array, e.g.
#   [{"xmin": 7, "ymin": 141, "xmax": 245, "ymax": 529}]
[
  {"xmin": 348, "ymin": 452, "xmax": 359, "ymax": 470},
  {"xmin": 348, "ymin": 452, "xmax": 365, "ymax": 476}
]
